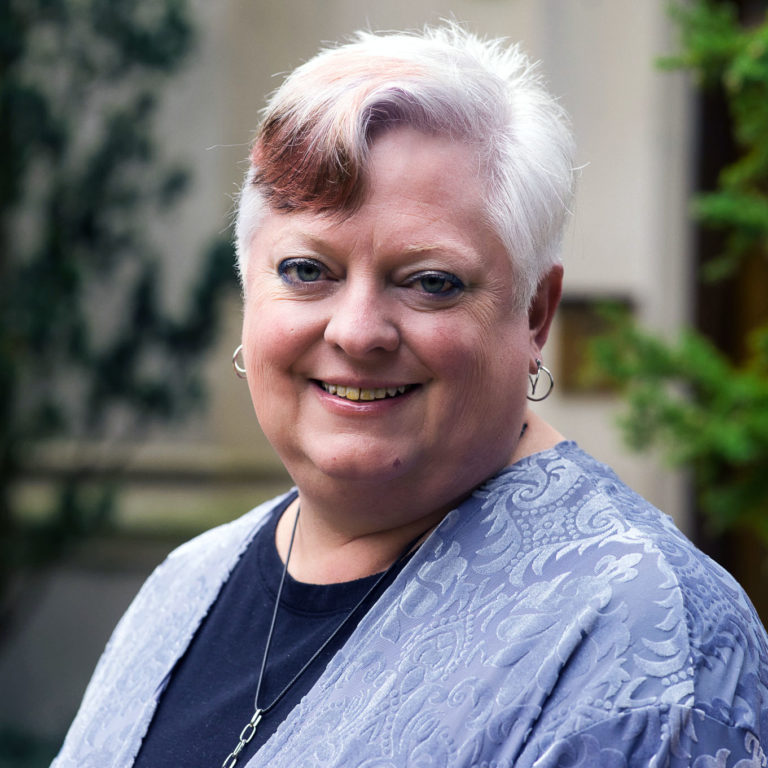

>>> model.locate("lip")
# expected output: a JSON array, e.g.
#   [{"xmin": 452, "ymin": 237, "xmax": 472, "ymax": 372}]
[
  {"xmin": 311, "ymin": 379, "xmax": 421, "ymax": 410},
  {"xmin": 316, "ymin": 379, "xmax": 416, "ymax": 399}
]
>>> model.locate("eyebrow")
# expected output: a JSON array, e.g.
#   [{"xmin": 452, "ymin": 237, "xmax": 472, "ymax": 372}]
[
  {"xmin": 288, "ymin": 233, "xmax": 462, "ymax": 255},
  {"xmin": 399, "ymin": 243, "xmax": 456, "ymax": 256}
]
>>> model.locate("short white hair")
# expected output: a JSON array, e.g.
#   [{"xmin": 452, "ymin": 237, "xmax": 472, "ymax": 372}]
[{"xmin": 235, "ymin": 24, "xmax": 575, "ymax": 311}]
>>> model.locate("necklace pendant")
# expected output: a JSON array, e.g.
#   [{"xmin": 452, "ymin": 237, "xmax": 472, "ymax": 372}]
[{"xmin": 221, "ymin": 709, "xmax": 263, "ymax": 768}]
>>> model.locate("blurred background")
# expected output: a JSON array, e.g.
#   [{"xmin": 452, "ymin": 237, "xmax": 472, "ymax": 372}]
[{"xmin": 1, "ymin": 0, "xmax": 767, "ymax": 765}]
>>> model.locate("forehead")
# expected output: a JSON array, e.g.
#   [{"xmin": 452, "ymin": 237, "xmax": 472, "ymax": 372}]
[
  {"xmin": 364, "ymin": 128, "xmax": 484, "ymax": 214},
  {"xmin": 252, "ymin": 128, "xmax": 498, "ymax": 259}
]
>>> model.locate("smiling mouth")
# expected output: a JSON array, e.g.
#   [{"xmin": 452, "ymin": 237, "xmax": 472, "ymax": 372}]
[{"xmin": 317, "ymin": 382, "xmax": 417, "ymax": 402}]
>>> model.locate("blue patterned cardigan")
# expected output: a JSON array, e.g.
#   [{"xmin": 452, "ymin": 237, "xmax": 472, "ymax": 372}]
[{"xmin": 53, "ymin": 442, "xmax": 768, "ymax": 767}]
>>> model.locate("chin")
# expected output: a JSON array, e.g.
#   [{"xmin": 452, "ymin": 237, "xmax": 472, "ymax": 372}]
[
  {"xmin": 311, "ymin": 457, "xmax": 409, "ymax": 484},
  {"xmin": 296, "ymin": 441, "xmax": 418, "ymax": 485}
]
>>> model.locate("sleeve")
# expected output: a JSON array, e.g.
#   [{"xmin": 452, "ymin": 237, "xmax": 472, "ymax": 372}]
[{"xmin": 532, "ymin": 705, "xmax": 767, "ymax": 768}]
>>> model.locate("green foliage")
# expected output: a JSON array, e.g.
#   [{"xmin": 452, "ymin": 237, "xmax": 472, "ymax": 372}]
[
  {"xmin": 593, "ymin": 308, "xmax": 768, "ymax": 540},
  {"xmin": 593, "ymin": 0, "xmax": 768, "ymax": 544},
  {"xmin": 660, "ymin": 0, "xmax": 768, "ymax": 278},
  {"xmin": 0, "ymin": 0, "xmax": 236, "ymax": 620}
]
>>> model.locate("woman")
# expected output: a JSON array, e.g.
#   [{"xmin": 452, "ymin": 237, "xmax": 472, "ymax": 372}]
[{"xmin": 54, "ymin": 26, "xmax": 767, "ymax": 768}]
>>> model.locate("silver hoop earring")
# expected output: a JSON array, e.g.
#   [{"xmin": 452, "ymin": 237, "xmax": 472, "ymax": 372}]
[
  {"xmin": 232, "ymin": 344, "xmax": 247, "ymax": 379},
  {"xmin": 527, "ymin": 359, "xmax": 554, "ymax": 401}
]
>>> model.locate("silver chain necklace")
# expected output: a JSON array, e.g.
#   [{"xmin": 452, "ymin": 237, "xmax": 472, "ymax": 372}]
[{"xmin": 221, "ymin": 506, "xmax": 430, "ymax": 768}]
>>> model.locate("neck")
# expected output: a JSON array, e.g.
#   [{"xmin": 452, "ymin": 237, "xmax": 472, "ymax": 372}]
[
  {"xmin": 275, "ymin": 491, "xmax": 447, "ymax": 584},
  {"xmin": 510, "ymin": 409, "xmax": 565, "ymax": 463},
  {"xmin": 276, "ymin": 410, "xmax": 564, "ymax": 585}
]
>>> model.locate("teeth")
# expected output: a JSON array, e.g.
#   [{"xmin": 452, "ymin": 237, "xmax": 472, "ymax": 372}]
[{"xmin": 320, "ymin": 382, "xmax": 412, "ymax": 401}]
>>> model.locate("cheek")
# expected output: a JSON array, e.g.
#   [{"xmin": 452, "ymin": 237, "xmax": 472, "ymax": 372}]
[
  {"xmin": 242, "ymin": 295, "xmax": 325, "ymax": 416},
  {"xmin": 242, "ymin": 312, "xmax": 299, "ymax": 443},
  {"xmin": 242, "ymin": 298, "xmax": 294, "ymax": 383},
  {"xmin": 422, "ymin": 313, "xmax": 529, "ymax": 384}
]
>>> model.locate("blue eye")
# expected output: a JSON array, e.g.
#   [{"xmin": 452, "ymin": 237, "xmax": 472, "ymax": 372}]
[
  {"xmin": 410, "ymin": 271, "xmax": 465, "ymax": 297},
  {"xmin": 278, "ymin": 258, "xmax": 326, "ymax": 284}
]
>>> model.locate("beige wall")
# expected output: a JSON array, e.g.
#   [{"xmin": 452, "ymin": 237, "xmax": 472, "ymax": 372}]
[
  {"xmin": 123, "ymin": 0, "xmax": 693, "ymax": 530},
  {"xmin": 16, "ymin": 1, "xmax": 693, "ymax": 533},
  {"xmin": 2, "ymin": 0, "xmax": 697, "ymax": 743}
]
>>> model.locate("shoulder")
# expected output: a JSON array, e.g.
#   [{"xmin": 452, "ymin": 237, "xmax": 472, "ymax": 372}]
[
  {"xmin": 102, "ymin": 489, "xmax": 294, "ymax": 660},
  {"xmin": 110, "ymin": 491, "xmax": 289, "ymax": 623},
  {"xmin": 52, "ymin": 490, "xmax": 294, "ymax": 768},
  {"xmin": 473, "ymin": 443, "xmax": 768, "ymax": 757},
  {"xmin": 162, "ymin": 490, "xmax": 291, "ymax": 569}
]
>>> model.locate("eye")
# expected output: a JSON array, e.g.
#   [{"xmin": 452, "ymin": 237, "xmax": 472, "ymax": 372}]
[
  {"xmin": 406, "ymin": 270, "xmax": 465, "ymax": 298},
  {"xmin": 278, "ymin": 257, "xmax": 328, "ymax": 285}
]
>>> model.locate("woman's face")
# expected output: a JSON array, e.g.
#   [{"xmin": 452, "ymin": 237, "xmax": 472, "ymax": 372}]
[{"xmin": 242, "ymin": 128, "xmax": 557, "ymax": 505}]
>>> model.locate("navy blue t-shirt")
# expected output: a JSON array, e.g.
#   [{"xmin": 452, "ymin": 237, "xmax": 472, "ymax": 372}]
[{"xmin": 133, "ymin": 496, "xmax": 410, "ymax": 767}]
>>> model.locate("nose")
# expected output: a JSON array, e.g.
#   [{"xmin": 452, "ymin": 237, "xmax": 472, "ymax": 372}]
[{"xmin": 324, "ymin": 282, "xmax": 400, "ymax": 356}]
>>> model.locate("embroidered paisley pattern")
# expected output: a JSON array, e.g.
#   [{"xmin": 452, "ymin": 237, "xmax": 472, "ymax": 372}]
[{"xmin": 52, "ymin": 444, "xmax": 768, "ymax": 768}]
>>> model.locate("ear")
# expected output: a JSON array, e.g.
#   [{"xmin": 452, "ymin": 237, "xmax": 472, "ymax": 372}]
[{"xmin": 527, "ymin": 265, "xmax": 563, "ymax": 370}]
